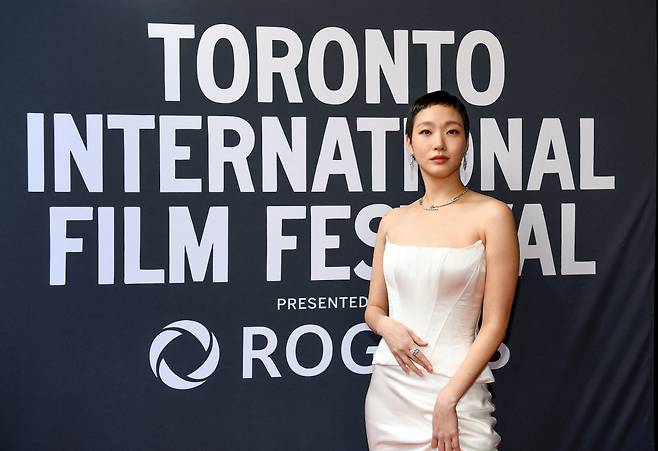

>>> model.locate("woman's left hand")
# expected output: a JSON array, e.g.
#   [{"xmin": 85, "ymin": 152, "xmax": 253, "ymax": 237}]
[{"xmin": 431, "ymin": 392, "xmax": 460, "ymax": 450}]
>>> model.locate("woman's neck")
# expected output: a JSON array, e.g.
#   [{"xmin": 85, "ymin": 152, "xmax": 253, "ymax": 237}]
[{"xmin": 421, "ymin": 175, "xmax": 467, "ymax": 204}]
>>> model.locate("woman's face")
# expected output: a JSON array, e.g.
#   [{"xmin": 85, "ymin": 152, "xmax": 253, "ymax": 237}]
[{"xmin": 406, "ymin": 104, "xmax": 468, "ymax": 177}]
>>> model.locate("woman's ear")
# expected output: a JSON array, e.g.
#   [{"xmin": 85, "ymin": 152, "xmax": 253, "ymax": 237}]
[{"xmin": 405, "ymin": 134, "xmax": 413, "ymax": 156}]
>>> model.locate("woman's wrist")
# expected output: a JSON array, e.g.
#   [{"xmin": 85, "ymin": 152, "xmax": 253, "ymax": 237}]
[
  {"xmin": 436, "ymin": 389, "xmax": 459, "ymax": 408},
  {"xmin": 374, "ymin": 316, "xmax": 392, "ymax": 336}
]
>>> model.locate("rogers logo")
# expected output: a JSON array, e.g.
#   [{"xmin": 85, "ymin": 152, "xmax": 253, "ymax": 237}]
[
  {"xmin": 149, "ymin": 320, "xmax": 220, "ymax": 390},
  {"xmin": 149, "ymin": 321, "xmax": 508, "ymax": 387}
]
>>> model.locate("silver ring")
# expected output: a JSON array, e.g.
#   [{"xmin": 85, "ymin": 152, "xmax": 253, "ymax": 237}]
[{"xmin": 410, "ymin": 348, "xmax": 420, "ymax": 357}]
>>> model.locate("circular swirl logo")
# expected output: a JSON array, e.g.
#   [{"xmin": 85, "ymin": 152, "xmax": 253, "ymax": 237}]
[{"xmin": 149, "ymin": 320, "xmax": 220, "ymax": 390}]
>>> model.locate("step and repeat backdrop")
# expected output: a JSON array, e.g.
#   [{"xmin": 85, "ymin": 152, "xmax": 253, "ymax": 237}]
[{"xmin": 1, "ymin": 1, "xmax": 655, "ymax": 450}]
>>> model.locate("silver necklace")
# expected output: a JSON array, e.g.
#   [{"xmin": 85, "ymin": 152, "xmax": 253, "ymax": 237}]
[{"xmin": 419, "ymin": 187, "xmax": 470, "ymax": 211}]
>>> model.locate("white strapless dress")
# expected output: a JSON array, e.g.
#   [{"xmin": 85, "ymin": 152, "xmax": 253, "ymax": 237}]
[{"xmin": 364, "ymin": 236, "xmax": 501, "ymax": 450}]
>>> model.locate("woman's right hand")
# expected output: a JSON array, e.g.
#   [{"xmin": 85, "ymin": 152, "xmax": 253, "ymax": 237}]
[{"xmin": 378, "ymin": 317, "xmax": 433, "ymax": 376}]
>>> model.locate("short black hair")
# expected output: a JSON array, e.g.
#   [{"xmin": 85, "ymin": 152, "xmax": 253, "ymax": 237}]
[{"xmin": 405, "ymin": 90, "xmax": 470, "ymax": 142}]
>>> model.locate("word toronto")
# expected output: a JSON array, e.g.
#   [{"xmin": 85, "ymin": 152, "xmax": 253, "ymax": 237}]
[{"xmin": 145, "ymin": 24, "xmax": 506, "ymax": 105}]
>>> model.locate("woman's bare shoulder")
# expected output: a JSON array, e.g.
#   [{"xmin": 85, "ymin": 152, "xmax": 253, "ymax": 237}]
[
  {"xmin": 381, "ymin": 206, "xmax": 401, "ymax": 227},
  {"xmin": 466, "ymin": 191, "xmax": 515, "ymax": 230},
  {"xmin": 467, "ymin": 190, "xmax": 510, "ymax": 211},
  {"xmin": 380, "ymin": 203, "xmax": 414, "ymax": 234}
]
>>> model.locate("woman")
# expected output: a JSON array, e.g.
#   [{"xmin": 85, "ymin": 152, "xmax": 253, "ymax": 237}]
[{"xmin": 364, "ymin": 90, "xmax": 519, "ymax": 451}]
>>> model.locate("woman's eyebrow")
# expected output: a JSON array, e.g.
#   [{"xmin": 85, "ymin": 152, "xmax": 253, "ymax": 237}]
[
  {"xmin": 415, "ymin": 120, "xmax": 463, "ymax": 128},
  {"xmin": 443, "ymin": 120, "xmax": 464, "ymax": 127},
  {"xmin": 415, "ymin": 121, "xmax": 434, "ymax": 128}
]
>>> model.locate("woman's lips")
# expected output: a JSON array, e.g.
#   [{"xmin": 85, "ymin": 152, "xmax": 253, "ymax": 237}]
[{"xmin": 431, "ymin": 157, "xmax": 448, "ymax": 164}]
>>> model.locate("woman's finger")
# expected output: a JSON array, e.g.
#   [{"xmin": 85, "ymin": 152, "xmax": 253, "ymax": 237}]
[
  {"xmin": 410, "ymin": 349, "xmax": 433, "ymax": 373},
  {"xmin": 409, "ymin": 329, "xmax": 429, "ymax": 346},
  {"xmin": 451, "ymin": 436, "xmax": 461, "ymax": 451},
  {"xmin": 393, "ymin": 355, "xmax": 409, "ymax": 374},
  {"xmin": 400, "ymin": 354, "xmax": 423, "ymax": 376}
]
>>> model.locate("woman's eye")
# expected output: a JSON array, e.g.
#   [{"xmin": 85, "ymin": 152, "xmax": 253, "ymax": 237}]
[
  {"xmin": 419, "ymin": 129, "xmax": 431, "ymax": 135},
  {"xmin": 447, "ymin": 129, "xmax": 460, "ymax": 135}
]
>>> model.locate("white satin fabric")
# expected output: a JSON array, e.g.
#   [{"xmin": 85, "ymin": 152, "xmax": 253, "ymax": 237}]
[
  {"xmin": 365, "ymin": 366, "xmax": 500, "ymax": 450},
  {"xmin": 365, "ymin": 236, "xmax": 501, "ymax": 450}
]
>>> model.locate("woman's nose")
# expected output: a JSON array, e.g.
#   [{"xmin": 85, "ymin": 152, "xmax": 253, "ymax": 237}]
[{"xmin": 434, "ymin": 134, "xmax": 445, "ymax": 149}]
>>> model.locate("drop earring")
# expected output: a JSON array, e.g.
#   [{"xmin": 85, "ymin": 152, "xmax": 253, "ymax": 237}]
[{"xmin": 409, "ymin": 154, "xmax": 416, "ymax": 168}]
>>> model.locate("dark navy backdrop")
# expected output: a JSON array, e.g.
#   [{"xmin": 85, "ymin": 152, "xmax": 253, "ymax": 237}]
[{"xmin": 1, "ymin": 1, "xmax": 655, "ymax": 450}]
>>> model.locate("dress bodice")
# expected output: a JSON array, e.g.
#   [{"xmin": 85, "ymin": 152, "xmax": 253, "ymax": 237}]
[{"xmin": 371, "ymin": 235, "xmax": 495, "ymax": 383}]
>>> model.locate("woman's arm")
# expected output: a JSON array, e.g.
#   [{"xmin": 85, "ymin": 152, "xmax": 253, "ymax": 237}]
[
  {"xmin": 364, "ymin": 209, "xmax": 393, "ymax": 335},
  {"xmin": 439, "ymin": 199, "xmax": 519, "ymax": 404},
  {"xmin": 431, "ymin": 199, "xmax": 519, "ymax": 450}
]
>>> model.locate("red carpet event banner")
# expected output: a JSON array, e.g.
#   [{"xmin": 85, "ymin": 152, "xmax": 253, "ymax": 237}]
[{"xmin": 1, "ymin": 1, "xmax": 654, "ymax": 450}]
